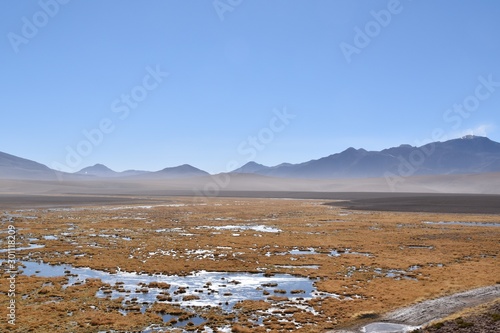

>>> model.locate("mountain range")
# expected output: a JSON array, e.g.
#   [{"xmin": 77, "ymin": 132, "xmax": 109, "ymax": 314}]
[
  {"xmin": 232, "ymin": 135, "xmax": 500, "ymax": 178},
  {"xmin": 2, "ymin": 135, "xmax": 500, "ymax": 180}
]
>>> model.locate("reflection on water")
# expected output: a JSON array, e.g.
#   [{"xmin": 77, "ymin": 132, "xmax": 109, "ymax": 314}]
[
  {"xmin": 17, "ymin": 260, "xmax": 338, "ymax": 331},
  {"xmin": 19, "ymin": 260, "xmax": 334, "ymax": 310},
  {"xmin": 160, "ymin": 313, "xmax": 206, "ymax": 326}
]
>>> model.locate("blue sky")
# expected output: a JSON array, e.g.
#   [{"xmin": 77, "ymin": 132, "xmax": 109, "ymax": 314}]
[{"xmin": 1, "ymin": 0, "xmax": 500, "ymax": 173}]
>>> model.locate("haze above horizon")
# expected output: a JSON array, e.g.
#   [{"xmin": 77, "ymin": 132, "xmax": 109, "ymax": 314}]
[{"xmin": 2, "ymin": 0, "xmax": 500, "ymax": 173}]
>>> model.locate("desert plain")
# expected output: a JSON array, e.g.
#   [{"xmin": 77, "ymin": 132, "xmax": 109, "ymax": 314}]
[{"xmin": 1, "ymin": 187, "xmax": 499, "ymax": 332}]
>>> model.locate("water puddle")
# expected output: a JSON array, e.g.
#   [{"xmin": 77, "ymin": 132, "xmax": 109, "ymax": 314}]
[
  {"xmin": 289, "ymin": 247, "xmax": 317, "ymax": 255},
  {"xmin": 330, "ymin": 248, "xmax": 373, "ymax": 257},
  {"xmin": 373, "ymin": 267, "xmax": 420, "ymax": 281},
  {"xmin": 196, "ymin": 225, "xmax": 281, "ymax": 233},
  {"xmin": 90, "ymin": 233, "xmax": 132, "ymax": 241},
  {"xmin": 17, "ymin": 260, "xmax": 335, "ymax": 311},
  {"xmin": 264, "ymin": 247, "xmax": 374, "ymax": 258},
  {"xmin": 160, "ymin": 313, "xmax": 206, "ymax": 326},
  {"xmin": 142, "ymin": 323, "xmax": 231, "ymax": 333},
  {"xmin": 155, "ymin": 227, "xmax": 184, "ymax": 233},
  {"xmin": 15, "ymin": 260, "xmax": 338, "ymax": 331},
  {"xmin": 0, "ymin": 244, "xmax": 45, "ymax": 253},
  {"xmin": 362, "ymin": 322, "xmax": 420, "ymax": 333},
  {"xmin": 43, "ymin": 235, "xmax": 58, "ymax": 240}
]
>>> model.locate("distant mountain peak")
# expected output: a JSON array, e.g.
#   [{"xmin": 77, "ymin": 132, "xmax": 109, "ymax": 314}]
[
  {"xmin": 231, "ymin": 161, "xmax": 269, "ymax": 174},
  {"xmin": 461, "ymin": 134, "xmax": 484, "ymax": 140},
  {"xmin": 244, "ymin": 161, "xmax": 265, "ymax": 167},
  {"xmin": 77, "ymin": 164, "xmax": 116, "ymax": 175},
  {"xmin": 339, "ymin": 147, "xmax": 364, "ymax": 156},
  {"xmin": 148, "ymin": 164, "xmax": 209, "ymax": 179},
  {"xmin": 241, "ymin": 161, "xmax": 269, "ymax": 169},
  {"xmin": 160, "ymin": 164, "xmax": 199, "ymax": 172},
  {"xmin": 91, "ymin": 163, "xmax": 113, "ymax": 170}
]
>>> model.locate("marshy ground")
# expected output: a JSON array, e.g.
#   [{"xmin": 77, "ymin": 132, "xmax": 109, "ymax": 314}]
[{"xmin": 1, "ymin": 196, "xmax": 499, "ymax": 332}]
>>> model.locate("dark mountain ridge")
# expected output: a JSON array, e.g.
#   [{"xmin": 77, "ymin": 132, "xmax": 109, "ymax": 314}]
[{"xmin": 232, "ymin": 135, "xmax": 500, "ymax": 178}]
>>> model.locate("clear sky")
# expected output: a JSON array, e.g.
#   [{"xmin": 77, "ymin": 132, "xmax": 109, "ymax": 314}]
[{"xmin": 1, "ymin": 0, "xmax": 500, "ymax": 174}]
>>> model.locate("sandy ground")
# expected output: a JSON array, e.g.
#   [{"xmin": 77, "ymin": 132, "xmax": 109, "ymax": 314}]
[
  {"xmin": 385, "ymin": 285, "xmax": 500, "ymax": 326},
  {"xmin": 330, "ymin": 286, "xmax": 500, "ymax": 332}
]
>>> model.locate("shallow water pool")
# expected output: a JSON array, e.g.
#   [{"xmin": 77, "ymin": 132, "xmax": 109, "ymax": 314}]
[
  {"xmin": 362, "ymin": 322, "xmax": 420, "ymax": 333},
  {"xmin": 18, "ymin": 260, "xmax": 334, "ymax": 310}
]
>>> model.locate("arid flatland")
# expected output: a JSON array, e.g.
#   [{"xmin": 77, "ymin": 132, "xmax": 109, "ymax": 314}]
[{"xmin": 1, "ymin": 195, "xmax": 499, "ymax": 332}]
